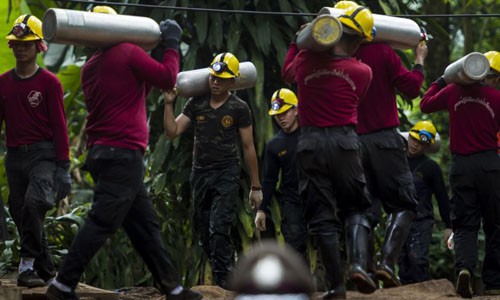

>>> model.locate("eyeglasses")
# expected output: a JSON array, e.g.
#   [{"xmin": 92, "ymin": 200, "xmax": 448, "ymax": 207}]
[
  {"xmin": 411, "ymin": 129, "xmax": 433, "ymax": 143},
  {"xmin": 210, "ymin": 61, "xmax": 236, "ymax": 76}
]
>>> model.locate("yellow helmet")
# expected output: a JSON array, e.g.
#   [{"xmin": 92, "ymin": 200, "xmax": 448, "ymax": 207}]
[
  {"xmin": 269, "ymin": 88, "xmax": 298, "ymax": 116},
  {"xmin": 209, "ymin": 52, "xmax": 240, "ymax": 79},
  {"xmin": 484, "ymin": 51, "xmax": 500, "ymax": 73},
  {"xmin": 410, "ymin": 120, "xmax": 437, "ymax": 144},
  {"xmin": 6, "ymin": 14, "xmax": 43, "ymax": 41},
  {"xmin": 338, "ymin": 5, "xmax": 375, "ymax": 41},
  {"xmin": 333, "ymin": 1, "xmax": 359, "ymax": 10},
  {"xmin": 92, "ymin": 5, "xmax": 118, "ymax": 15}
]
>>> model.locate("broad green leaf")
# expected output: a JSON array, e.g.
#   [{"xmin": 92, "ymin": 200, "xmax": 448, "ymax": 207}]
[{"xmin": 194, "ymin": 11, "xmax": 208, "ymax": 44}]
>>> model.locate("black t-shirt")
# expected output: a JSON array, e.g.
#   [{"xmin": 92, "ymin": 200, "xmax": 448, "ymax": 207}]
[
  {"xmin": 409, "ymin": 154, "xmax": 451, "ymax": 227},
  {"xmin": 260, "ymin": 129, "xmax": 300, "ymax": 213},
  {"xmin": 183, "ymin": 94, "xmax": 252, "ymax": 170}
]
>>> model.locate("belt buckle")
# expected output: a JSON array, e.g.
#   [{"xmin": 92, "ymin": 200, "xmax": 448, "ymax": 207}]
[{"xmin": 20, "ymin": 144, "xmax": 29, "ymax": 152}]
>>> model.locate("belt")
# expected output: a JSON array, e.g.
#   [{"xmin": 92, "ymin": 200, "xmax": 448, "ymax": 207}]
[{"xmin": 7, "ymin": 141, "xmax": 54, "ymax": 153}]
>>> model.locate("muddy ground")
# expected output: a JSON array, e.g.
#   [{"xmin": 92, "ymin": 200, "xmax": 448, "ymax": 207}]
[{"xmin": 117, "ymin": 279, "xmax": 500, "ymax": 300}]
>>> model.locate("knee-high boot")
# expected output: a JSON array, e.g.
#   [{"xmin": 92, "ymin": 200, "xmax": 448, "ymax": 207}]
[
  {"xmin": 376, "ymin": 210, "xmax": 415, "ymax": 288},
  {"xmin": 345, "ymin": 214, "xmax": 376, "ymax": 294},
  {"xmin": 315, "ymin": 232, "xmax": 346, "ymax": 300}
]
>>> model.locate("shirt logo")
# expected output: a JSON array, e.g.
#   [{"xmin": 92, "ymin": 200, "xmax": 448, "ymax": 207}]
[
  {"xmin": 28, "ymin": 90, "xmax": 42, "ymax": 107},
  {"xmin": 196, "ymin": 115, "xmax": 205, "ymax": 121},
  {"xmin": 221, "ymin": 115, "xmax": 234, "ymax": 128},
  {"xmin": 278, "ymin": 149, "xmax": 287, "ymax": 157}
]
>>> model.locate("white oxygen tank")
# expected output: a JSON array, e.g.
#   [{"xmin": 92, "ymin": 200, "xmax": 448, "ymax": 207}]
[
  {"xmin": 318, "ymin": 7, "xmax": 426, "ymax": 50},
  {"xmin": 176, "ymin": 62, "xmax": 258, "ymax": 98},
  {"xmin": 42, "ymin": 8, "xmax": 161, "ymax": 50},
  {"xmin": 443, "ymin": 52, "xmax": 490, "ymax": 85},
  {"xmin": 296, "ymin": 15, "xmax": 343, "ymax": 51}
]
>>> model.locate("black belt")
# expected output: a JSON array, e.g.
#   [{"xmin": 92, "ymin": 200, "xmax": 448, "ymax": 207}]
[{"xmin": 7, "ymin": 141, "xmax": 54, "ymax": 153}]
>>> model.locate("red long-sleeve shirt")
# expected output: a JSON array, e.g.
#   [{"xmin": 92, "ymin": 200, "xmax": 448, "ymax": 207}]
[
  {"xmin": 282, "ymin": 43, "xmax": 372, "ymax": 127},
  {"xmin": 0, "ymin": 68, "xmax": 69, "ymax": 161},
  {"xmin": 421, "ymin": 82, "xmax": 500, "ymax": 155},
  {"xmin": 354, "ymin": 43, "xmax": 424, "ymax": 134},
  {"xmin": 82, "ymin": 43, "xmax": 179, "ymax": 151}
]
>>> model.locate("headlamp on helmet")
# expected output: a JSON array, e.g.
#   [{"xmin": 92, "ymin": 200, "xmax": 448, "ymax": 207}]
[
  {"xmin": 6, "ymin": 14, "xmax": 43, "ymax": 41},
  {"xmin": 409, "ymin": 120, "xmax": 437, "ymax": 144},
  {"xmin": 209, "ymin": 52, "xmax": 240, "ymax": 79},
  {"xmin": 269, "ymin": 88, "xmax": 298, "ymax": 116}
]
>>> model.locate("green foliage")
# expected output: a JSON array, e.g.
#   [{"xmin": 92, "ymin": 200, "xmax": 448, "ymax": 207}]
[{"xmin": 4, "ymin": 0, "xmax": 495, "ymax": 292}]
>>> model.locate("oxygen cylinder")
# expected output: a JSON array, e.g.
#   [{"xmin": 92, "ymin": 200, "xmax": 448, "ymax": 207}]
[
  {"xmin": 318, "ymin": 7, "xmax": 426, "ymax": 50},
  {"xmin": 42, "ymin": 8, "xmax": 160, "ymax": 50},
  {"xmin": 443, "ymin": 52, "xmax": 490, "ymax": 85},
  {"xmin": 400, "ymin": 131, "xmax": 441, "ymax": 154},
  {"xmin": 176, "ymin": 62, "xmax": 258, "ymax": 98},
  {"xmin": 296, "ymin": 15, "xmax": 343, "ymax": 51}
]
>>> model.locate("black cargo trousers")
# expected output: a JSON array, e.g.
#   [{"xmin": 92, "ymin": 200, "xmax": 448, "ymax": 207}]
[
  {"xmin": 5, "ymin": 141, "xmax": 57, "ymax": 281},
  {"xmin": 56, "ymin": 145, "xmax": 181, "ymax": 293}
]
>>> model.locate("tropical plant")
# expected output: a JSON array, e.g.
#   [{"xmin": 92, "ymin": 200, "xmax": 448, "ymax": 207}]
[{"xmin": 5, "ymin": 0, "xmax": 496, "ymax": 292}]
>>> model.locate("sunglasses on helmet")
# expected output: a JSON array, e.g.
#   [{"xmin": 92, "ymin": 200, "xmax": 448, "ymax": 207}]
[{"xmin": 411, "ymin": 129, "xmax": 433, "ymax": 143}]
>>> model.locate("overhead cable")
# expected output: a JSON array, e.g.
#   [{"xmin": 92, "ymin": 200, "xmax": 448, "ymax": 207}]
[{"xmin": 57, "ymin": 0, "xmax": 500, "ymax": 19}]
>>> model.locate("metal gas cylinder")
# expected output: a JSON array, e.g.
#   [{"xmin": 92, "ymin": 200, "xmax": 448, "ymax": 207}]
[
  {"xmin": 443, "ymin": 52, "xmax": 490, "ymax": 85},
  {"xmin": 42, "ymin": 8, "xmax": 160, "ymax": 50},
  {"xmin": 176, "ymin": 62, "xmax": 258, "ymax": 98},
  {"xmin": 296, "ymin": 15, "xmax": 343, "ymax": 51},
  {"xmin": 319, "ymin": 7, "xmax": 426, "ymax": 50}
]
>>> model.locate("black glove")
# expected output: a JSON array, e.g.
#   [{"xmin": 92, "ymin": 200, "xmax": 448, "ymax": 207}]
[
  {"xmin": 151, "ymin": 19, "xmax": 182, "ymax": 61},
  {"xmin": 159, "ymin": 19, "xmax": 182, "ymax": 49},
  {"xmin": 435, "ymin": 76, "xmax": 447, "ymax": 89},
  {"xmin": 54, "ymin": 160, "xmax": 71, "ymax": 202}
]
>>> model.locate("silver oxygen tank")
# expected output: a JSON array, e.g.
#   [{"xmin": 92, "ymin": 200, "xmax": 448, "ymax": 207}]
[
  {"xmin": 296, "ymin": 15, "xmax": 343, "ymax": 51},
  {"xmin": 318, "ymin": 7, "xmax": 426, "ymax": 50},
  {"xmin": 443, "ymin": 52, "xmax": 490, "ymax": 85},
  {"xmin": 176, "ymin": 62, "xmax": 258, "ymax": 98},
  {"xmin": 42, "ymin": 8, "xmax": 160, "ymax": 50}
]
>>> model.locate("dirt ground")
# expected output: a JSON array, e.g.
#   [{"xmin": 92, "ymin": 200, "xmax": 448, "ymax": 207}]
[{"xmin": 117, "ymin": 279, "xmax": 500, "ymax": 300}]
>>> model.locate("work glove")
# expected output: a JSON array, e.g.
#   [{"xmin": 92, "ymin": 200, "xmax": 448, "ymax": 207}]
[
  {"xmin": 255, "ymin": 210, "xmax": 267, "ymax": 231},
  {"xmin": 249, "ymin": 188, "xmax": 263, "ymax": 210},
  {"xmin": 54, "ymin": 161, "xmax": 72, "ymax": 202},
  {"xmin": 151, "ymin": 19, "xmax": 182, "ymax": 61},
  {"xmin": 435, "ymin": 76, "xmax": 447, "ymax": 89}
]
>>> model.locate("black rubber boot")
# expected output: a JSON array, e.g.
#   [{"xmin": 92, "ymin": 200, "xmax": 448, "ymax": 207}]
[
  {"xmin": 376, "ymin": 210, "xmax": 415, "ymax": 288},
  {"xmin": 210, "ymin": 233, "xmax": 234, "ymax": 289},
  {"xmin": 345, "ymin": 214, "xmax": 377, "ymax": 294},
  {"xmin": 315, "ymin": 232, "xmax": 346, "ymax": 300}
]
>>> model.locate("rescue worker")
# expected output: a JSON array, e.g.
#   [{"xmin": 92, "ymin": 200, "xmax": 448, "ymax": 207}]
[
  {"xmin": 45, "ymin": 7, "xmax": 202, "ymax": 300},
  {"xmin": 420, "ymin": 51, "xmax": 500, "ymax": 298},
  {"xmin": 162, "ymin": 52, "xmax": 262, "ymax": 289},
  {"xmin": 254, "ymin": 88, "xmax": 307, "ymax": 258},
  {"xmin": 350, "ymin": 1, "xmax": 429, "ymax": 287},
  {"xmin": 282, "ymin": 3, "xmax": 377, "ymax": 298},
  {"xmin": 398, "ymin": 121, "xmax": 452, "ymax": 284},
  {"xmin": 0, "ymin": 14, "xmax": 70, "ymax": 288}
]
